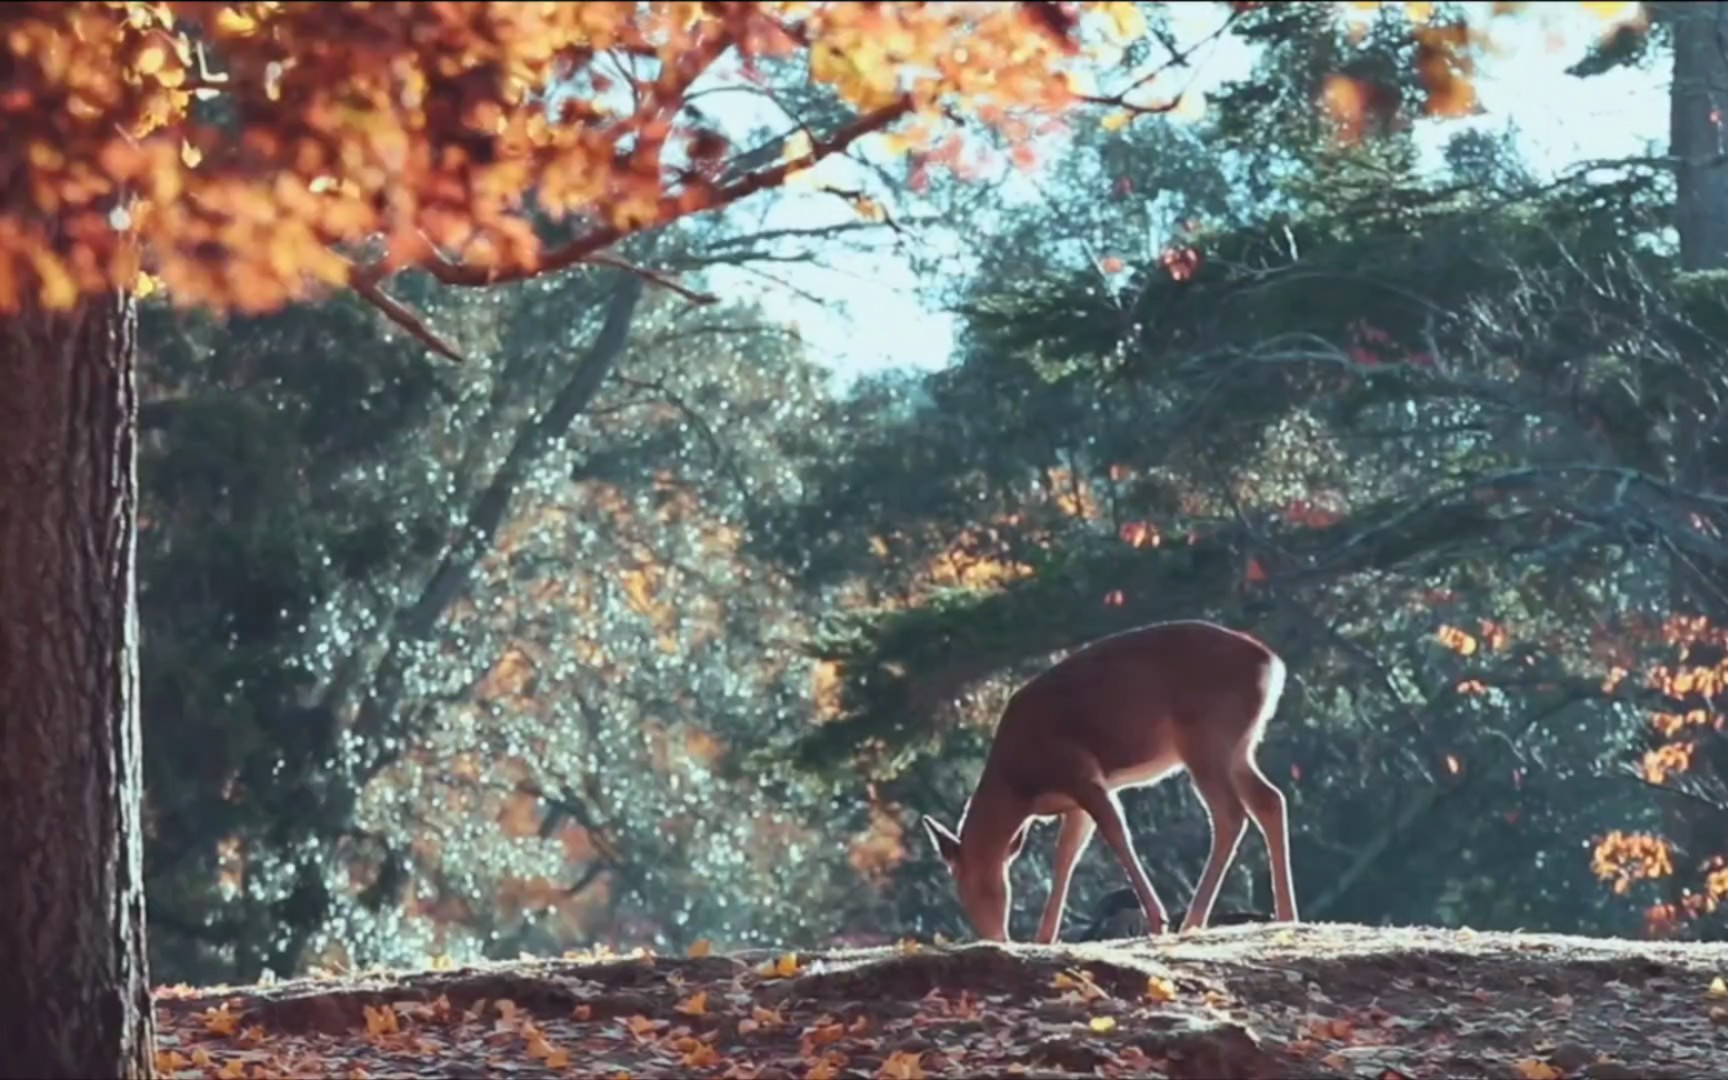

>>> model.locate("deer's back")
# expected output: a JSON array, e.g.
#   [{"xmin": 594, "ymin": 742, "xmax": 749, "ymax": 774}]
[{"xmin": 989, "ymin": 621, "xmax": 1281, "ymax": 797}]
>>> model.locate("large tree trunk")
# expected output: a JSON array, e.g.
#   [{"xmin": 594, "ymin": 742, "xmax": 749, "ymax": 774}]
[
  {"xmin": 0, "ymin": 293, "xmax": 155, "ymax": 1078},
  {"xmin": 1668, "ymin": 0, "xmax": 1728, "ymax": 271}
]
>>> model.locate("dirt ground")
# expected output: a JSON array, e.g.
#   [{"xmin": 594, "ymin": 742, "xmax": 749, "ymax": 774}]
[{"xmin": 152, "ymin": 922, "xmax": 1728, "ymax": 1079}]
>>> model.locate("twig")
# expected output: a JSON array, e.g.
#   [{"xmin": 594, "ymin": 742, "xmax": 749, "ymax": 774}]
[
  {"xmin": 383, "ymin": 96, "xmax": 918, "ymax": 290},
  {"xmin": 586, "ymin": 254, "xmax": 717, "ymax": 304},
  {"xmin": 350, "ymin": 271, "xmax": 466, "ymax": 363}
]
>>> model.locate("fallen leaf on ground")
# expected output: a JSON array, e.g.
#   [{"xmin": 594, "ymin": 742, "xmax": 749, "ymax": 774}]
[
  {"xmin": 879, "ymin": 1049, "xmax": 926, "ymax": 1079},
  {"xmin": 203, "ymin": 1004, "xmax": 240, "ymax": 1037},
  {"xmin": 676, "ymin": 991, "xmax": 708, "ymax": 1016}
]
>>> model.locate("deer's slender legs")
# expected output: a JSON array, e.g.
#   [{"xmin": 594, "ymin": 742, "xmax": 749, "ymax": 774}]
[
  {"xmin": 1233, "ymin": 756, "xmax": 1298, "ymax": 922},
  {"xmin": 1035, "ymin": 809, "xmax": 1096, "ymax": 944},
  {"xmin": 1181, "ymin": 764, "xmax": 1249, "ymax": 932},
  {"xmin": 1073, "ymin": 782, "xmax": 1168, "ymax": 935}
]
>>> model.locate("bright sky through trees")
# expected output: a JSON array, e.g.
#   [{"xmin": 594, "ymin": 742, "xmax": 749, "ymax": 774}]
[{"xmin": 722, "ymin": 1, "xmax": 1662, "ymax": 387}]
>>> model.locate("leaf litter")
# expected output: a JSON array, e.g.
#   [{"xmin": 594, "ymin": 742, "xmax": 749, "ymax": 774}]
[{"xmin": 152, "ymin": 923, "xmax": 1728, "ymax": 1078}]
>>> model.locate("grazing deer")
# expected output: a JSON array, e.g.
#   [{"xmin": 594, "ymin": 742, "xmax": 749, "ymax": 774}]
[{"xmin": 919, "ymin": 620, "xmax": 1298, "ymax": 943}]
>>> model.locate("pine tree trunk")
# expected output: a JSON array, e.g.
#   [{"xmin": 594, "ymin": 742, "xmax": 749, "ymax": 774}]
[
  {"xmin": 1668, "ymin": 0, "xmax": 1728, "ymax": 271},
  {"xmin": 0, "ymin": 293, "xmax": 155, "ymax": 1079}
]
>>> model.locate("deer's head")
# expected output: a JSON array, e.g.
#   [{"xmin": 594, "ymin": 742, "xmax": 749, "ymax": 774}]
[{"xmin": 920, "ymin": 813, "xmax": 1028, "ymax": 942}]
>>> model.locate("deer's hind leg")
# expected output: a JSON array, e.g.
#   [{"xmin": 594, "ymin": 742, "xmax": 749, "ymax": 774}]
[
  {"xmin": 1180, "ymin": 761, "xmax": 1248, "ymax": 933},
  {"xmin": 1233, "ymin": 753, "xmax": 1298, "ymax": 922}
]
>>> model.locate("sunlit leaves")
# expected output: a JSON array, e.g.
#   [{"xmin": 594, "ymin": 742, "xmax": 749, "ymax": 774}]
[
  {"xmin": 0, "ymin": 1, "xmax": 1127, "ymax": 314},
  {"xmin": 1591, "ymin": 831, "xmax": 1675, "ymax": 896},
  {"xmin": 1435, "ymin": 624, "xmax": 1480, "ymax": 657}
]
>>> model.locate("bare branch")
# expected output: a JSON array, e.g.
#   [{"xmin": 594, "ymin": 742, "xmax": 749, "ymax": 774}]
[
  {"xmin": 586, "ymin": 254, "xmax": 717, "ymax": 304},
  {"xmin": 350, "ymin": 272, "xmax": 466, "ymax": 363},
  {"xmin": 383, "ymin": 95, "xmax": 918, "ymax": 290}
]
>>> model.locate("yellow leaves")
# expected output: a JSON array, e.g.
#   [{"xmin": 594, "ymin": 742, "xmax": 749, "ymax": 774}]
[
  {"xmin": 782, "ymin": 129, "xmax": 815, "ymax": 165},
  {"xmin": 1052, "ymin": 968, "xmax": 1109, "ymax": 1003},
  {"xmin": 757, "ymin": 952, "xmax": 803, "ymax": 979},
  {"xmin": 1591, "ymin": 830, "xmax": 1675, "ymax": 894},
  {"xmin": 1581, "ymin": 1, "xmax": 1639, "ymax": 20},
  {"xmin": 1145, "ymin": 976, "xmax": 1177, "ymax": 1003},
  {"xmin": 203, "ymin": 1003, "xmax": 241, "ymax": 1037},
  {"xmin": 626, "ymin": 1013, "xmax": 667, "ymax": 1040},
  {"xmin": 214, "ymin": 7, "xmax": 262, "ymax": 36},
  {"xmin": 1709, "ymin": 976, "xmax": 1728, "ymax": 999},
  {"xmin": 1639, "ymin": 742, "xmax": 1694, "ymax": 785},
  {"xmin": 879, "ymin": 1049, "xmax": 927, "ymax": 1079},
  {"xmin": 1436, "ymin": 624, "xmax": 1479, "ymax": 657},
  {"xmin": 1321, "ymin": 74, "xmax": 1370, "ymax": 144},
  {"xmin": 847, "ymin": 800, "xmax": 907, "ymax": 886},
  {"xmin": 811, "ymin": 659, "xmax": 846, "ymax": 722},
  {"xmin": 475, "ymin": 645, "xmax": 536, "ymax": 704},
  {"xmin": 1087, "ymin": 1015, "xmax": 1117, "ymax": 1034},
  {"xmin": 738, "ymin": 1004, "xmax": 784, "ymax": 1035},
  {"xmin": 362, "ymin": 1003, "xmax": 399, "ymax": 1037},
  {"xmin": 687, "ymin": 938, "xmax": 713, "ymax": 958},
  {"xmin": 525, "ymin": 1025, "xmax": 570, "ymax": 1069},
  {"xmin": 1512, "ymin": 1059, "xmax": 1563, "ymax": 1080},
  {"xmin": 30, "ymin": 248, "xmax": 80, "ymax": 311},
  {"xmin": 1101, "ymin": 1, "xmax": 1146, "ymax": 43},
  {"xmin": 674, "ymin": 990, "xmax": 708, "ymax": 1017},
  {"xmin": 135, "ymin": 42, "xmax": 169, "ymax": 76},
  {"xmin": 155, "ymin": 1049, "xmax": 190, "ymax": 1073},
  {"xmin": 1413, "ymin": 23, "xmax": 1478, "ymax": 118},
  {"xmin": 0, "ymin": 0, "xmax": 1552, "ymax": 320},
  {"xmin": 805, "ymin": 1054, "xmax": 843, "ymax": 1080}
]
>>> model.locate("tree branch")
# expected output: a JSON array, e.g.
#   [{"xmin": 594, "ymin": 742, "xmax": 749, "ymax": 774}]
[
  {"xmin": 381, "ymin": 96, "xmax": 917, "ymax": 290},
  {"xmin": 343, "ymin": 277, "xmax": 644, "ymax": 768}
]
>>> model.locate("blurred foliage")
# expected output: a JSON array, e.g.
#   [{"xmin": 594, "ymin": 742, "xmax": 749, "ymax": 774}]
[{"xmin": 137, "ymin": 220, "xmax": 873, "ymax": 984}]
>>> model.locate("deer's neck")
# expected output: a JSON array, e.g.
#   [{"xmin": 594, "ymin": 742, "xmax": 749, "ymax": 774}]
[{"xmin": 958, "ymin": 774, "xmax": 1030, "ymax": 860}]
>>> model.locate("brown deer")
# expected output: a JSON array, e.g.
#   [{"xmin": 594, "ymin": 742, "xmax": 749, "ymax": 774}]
[{"xmin": 919, "ymin": 620, "xmax": 1298, "ymax": 943}]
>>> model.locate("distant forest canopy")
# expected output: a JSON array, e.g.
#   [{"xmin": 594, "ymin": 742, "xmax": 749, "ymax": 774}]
[{"xmin": 113, "ymin": 2, "xmax": 1728, "ymax": 989}]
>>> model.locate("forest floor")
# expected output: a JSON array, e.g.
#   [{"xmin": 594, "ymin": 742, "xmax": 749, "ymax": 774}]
[{"xmin": 153, "ymin": 922, "xmax": 1728, "ymax": 1079}]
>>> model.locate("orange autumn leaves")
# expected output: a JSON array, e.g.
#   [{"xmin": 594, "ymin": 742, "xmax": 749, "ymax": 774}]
[
  {"xmin": 3, "ymin": 3, "xmax": 1650, "ymax": 318},
  {"xmin": 0, "ymin": 1, "xmax": 1111, "ymax": 316}
]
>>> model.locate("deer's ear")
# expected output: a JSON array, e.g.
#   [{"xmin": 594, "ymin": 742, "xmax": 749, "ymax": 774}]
[
  {"xmin": 921, "ymin": 814, "xmax": 962, "ymax": 863},
  {"xmin": 1005, "ymin": 821, "xmax": 1030, "ymax": 860}
]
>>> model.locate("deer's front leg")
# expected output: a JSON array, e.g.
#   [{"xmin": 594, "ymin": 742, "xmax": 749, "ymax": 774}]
[
  {"xmin": 1074, "ymin": 783, "xmax": 1169, "ymax": 935},
  {"xmin": 1035, "ymin": 809, "xmax": 1096, "ymax": 944}
]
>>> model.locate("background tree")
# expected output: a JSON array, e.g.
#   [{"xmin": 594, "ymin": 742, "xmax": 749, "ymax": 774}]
[{"xmin": 760, "ymin": 6, "xmax": 1728, "ymax": 944}]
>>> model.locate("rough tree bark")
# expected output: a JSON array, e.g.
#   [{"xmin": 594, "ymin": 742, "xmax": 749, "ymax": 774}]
[
  {"xmin": 0, "ymin": 293, "xmax": 155, "ymax": 1079},
  {"xmin": 1667, "ymin": 0, "xmax": 1728, "ymax": 271}
]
